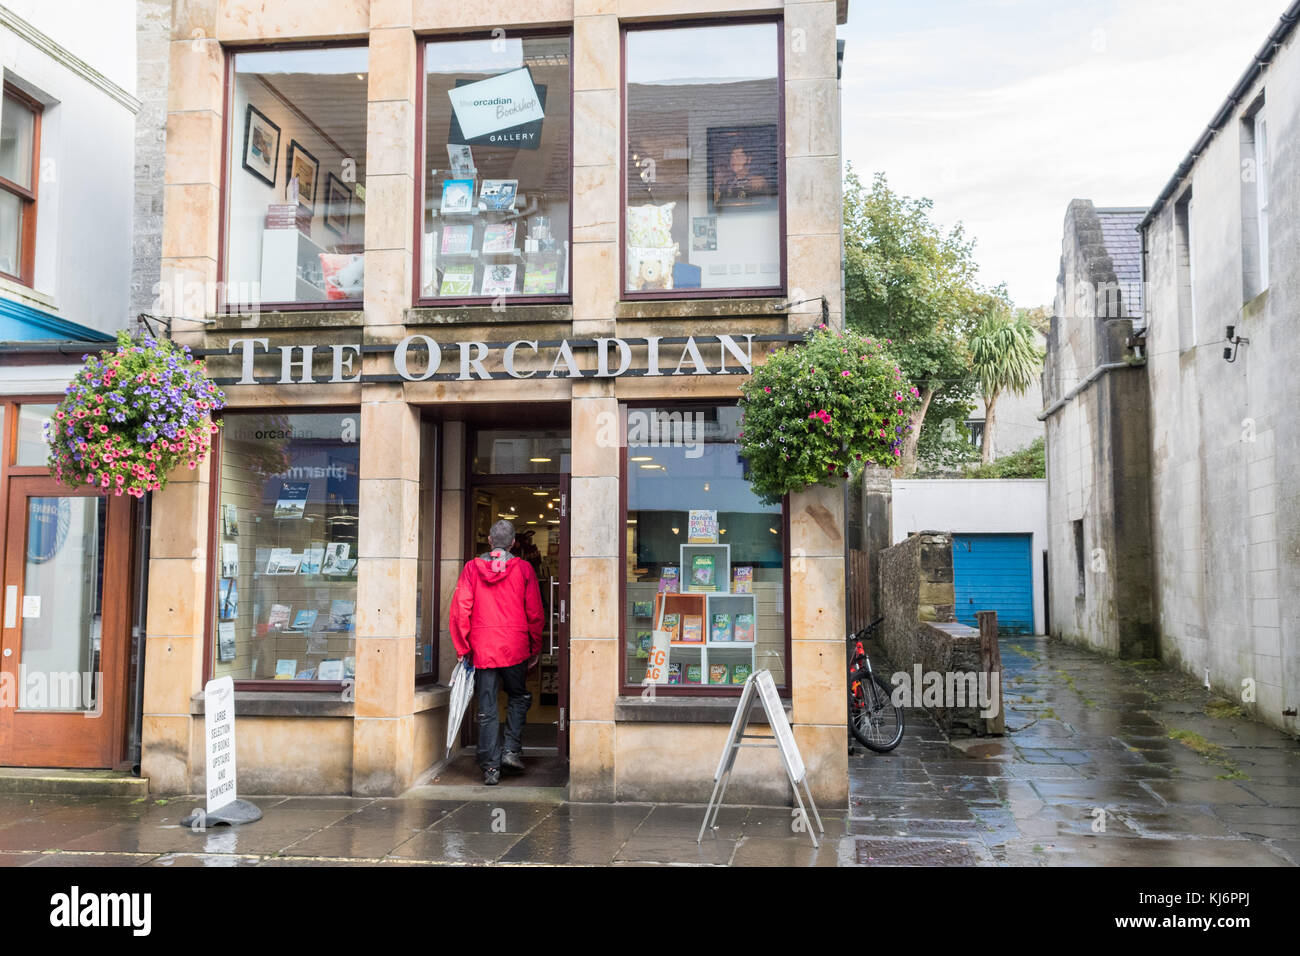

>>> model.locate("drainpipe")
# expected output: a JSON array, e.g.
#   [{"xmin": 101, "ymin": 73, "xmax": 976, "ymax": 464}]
[{"xmin": 1038, "ymin": 361, "xmax": 1142, "ymax": 421}]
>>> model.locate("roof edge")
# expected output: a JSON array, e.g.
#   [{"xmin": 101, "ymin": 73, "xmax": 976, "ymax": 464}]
[{"xmin": 1139, "ymin": 0, "xmax": 1300, "ymax": 231}]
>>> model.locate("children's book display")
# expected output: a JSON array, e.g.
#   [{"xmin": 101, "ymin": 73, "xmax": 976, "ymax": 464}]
[{"xmin": 643, "ymin": 541, "xmax": 758, "ymax": 685}]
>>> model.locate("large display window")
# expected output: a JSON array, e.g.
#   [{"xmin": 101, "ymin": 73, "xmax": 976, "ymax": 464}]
[
  {"xmin": 223, "ymin": 46, "xmax": 369, "ymax": 309},
  {"xmin": 623, "ymin": 405, "xmax": 787, "ymax": 693},
  {"xmin": 623, "ymin": 21, "xmax": 783, "ymax": 297},
  {"xmin": 211, "ymin": 411, "xmax": 360, "ymax": 684},
  {"xmin": 419, "ymin": 34, "xmax": 572, "ymax": 303}
]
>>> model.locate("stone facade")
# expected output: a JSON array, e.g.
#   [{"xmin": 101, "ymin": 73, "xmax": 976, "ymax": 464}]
[
  {"xmin": 1139, "ymin": 15, "xmax": 1299, "ymax": 736},
  {"xmin": 877, "ymin": 531, "xmax": 986, "ymax": 734},
  {"xmin": 1042, "ymin": 201, "xmax": 1155, "ymax": 659},
  {"xmin": 1044, "ymin": 6, "xmax": 1300, "ymax": 736},
  {"xmin": 144, "ymin": 0, "xmax": 852, "ymax": 804}
]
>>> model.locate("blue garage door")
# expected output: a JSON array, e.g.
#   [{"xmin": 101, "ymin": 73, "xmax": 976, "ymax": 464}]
[{"xmin": 952, "ymin": 534, "xmax": 1033, "ymax": 634}]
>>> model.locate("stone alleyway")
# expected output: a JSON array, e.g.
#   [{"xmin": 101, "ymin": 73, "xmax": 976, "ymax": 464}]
[{"xmin": 847, "ymin": 635, "xmax": 1299, "ymax": 865}]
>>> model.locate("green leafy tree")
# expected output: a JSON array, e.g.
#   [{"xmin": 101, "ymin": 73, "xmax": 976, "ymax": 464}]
[
  {"xmin": 843, "ymin": 167, "xmax": 982, "ymax": 475},
  {"xmin": 968, "ymin": 297, "xmax": 1044, "ymax": 464}
]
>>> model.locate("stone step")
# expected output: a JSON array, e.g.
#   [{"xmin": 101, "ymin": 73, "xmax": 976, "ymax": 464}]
[{"xmin": 0, "ymin": 768, "xmax": 148, "ymax": 797}]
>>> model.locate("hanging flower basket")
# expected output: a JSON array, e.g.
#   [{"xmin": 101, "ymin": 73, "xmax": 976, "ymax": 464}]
[
  {"xmin": 738, "ymin": 325, "xmax": 919, "ymax": 503},
  {"xmin": 46, "ymin": 331, "xmax": 226, "ymax": 497}
]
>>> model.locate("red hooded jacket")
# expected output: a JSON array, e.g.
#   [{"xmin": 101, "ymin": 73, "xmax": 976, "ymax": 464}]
[{"xmin": 450, "ymin": 550, "xmax": 544, "ymax": 668}]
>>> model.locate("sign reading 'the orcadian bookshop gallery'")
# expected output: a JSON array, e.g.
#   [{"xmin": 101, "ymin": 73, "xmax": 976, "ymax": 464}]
[
  {"xmin": 447, "ymin": 68, "xmax": 546, "ymax": 147},
  {"xmin": 221, "ymin": 334, "xmax": 758, "ymax": 385}
]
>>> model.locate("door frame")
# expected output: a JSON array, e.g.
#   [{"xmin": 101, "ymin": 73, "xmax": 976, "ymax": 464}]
[
  {"xmin": 462, "ymin": 472, "xmax": 570, "ymax": 759},
  {"xmin": 0, "ymin": 475, "xmax": 133, "ymax": 768}
]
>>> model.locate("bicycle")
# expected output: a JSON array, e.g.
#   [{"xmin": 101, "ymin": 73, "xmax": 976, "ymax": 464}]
[{"xmin": 848, "ymin": 617, "xmax": 905, "ymax": 753}]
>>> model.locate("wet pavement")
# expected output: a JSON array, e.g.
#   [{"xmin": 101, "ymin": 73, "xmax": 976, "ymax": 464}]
[
  {"xmin": 847, "ymin": 634, "xmax": 1300, "ymax": 866},
  {"xmin": 0, "ymin": 635, "xmax": 1295, "ymax": 866}
]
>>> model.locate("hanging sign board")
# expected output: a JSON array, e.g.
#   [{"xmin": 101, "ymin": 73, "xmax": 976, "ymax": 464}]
[{"xmin": 204, "ymin": 676, "xmax": 238, "ymax": 813}]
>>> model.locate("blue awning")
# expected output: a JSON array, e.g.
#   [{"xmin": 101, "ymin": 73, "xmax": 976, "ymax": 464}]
[{"xmin": 0, "ymin": 296, "xmax": 115, "ymax": 343}]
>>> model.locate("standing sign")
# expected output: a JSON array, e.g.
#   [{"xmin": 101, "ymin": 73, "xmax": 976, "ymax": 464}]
[
  {"xmin": 204, "ymin": 676, "xmax": 237, "ymax": 813},
  {"xmin": 699, "ymin": 669, "xmax": 824, "ymax": 847}
]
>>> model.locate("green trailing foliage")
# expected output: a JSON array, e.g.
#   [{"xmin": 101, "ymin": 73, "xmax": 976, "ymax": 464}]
[
  {"xmin": 738, "ymin": 326, "xmax": 919, "ymax": 504},
  {"xmin": 964, "ymin": 436, "xmax": 1045, "ymax": 479}
]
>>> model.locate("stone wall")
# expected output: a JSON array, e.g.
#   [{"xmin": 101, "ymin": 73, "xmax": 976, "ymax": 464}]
[
  {"xmin": 1043, "ymin": 200, "xmax": 1155, "ymax": 660},
  {"xmin": 877, "ymin": 531, "xmax": 987, "ymax": 734},
  {"xmin": 1140, "ymin": 25, "xmax": 1299, "ymax": 735},
  {"xmin": 131, "ymin": 0, "xmax": 171, "ymax": 323}
]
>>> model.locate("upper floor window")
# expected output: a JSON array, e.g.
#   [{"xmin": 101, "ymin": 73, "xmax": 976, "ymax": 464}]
[
  {"xmin": 420, "ymin": 34, "xmax": 572, "ymax": 304},
  {"xmin": 0, "ymin": 84, "xmax": 42, "ymax": 286},
  {"xmin": 1253, "ymin": 110, "xmax": 1269, "ymax": 291},
  {"xmin": 623, "ymin": 21, "xmax": 783, "ymax": 298},
  {"xmin": 224, "ymin": 46, "xmax": 369, "ymax": 309}
]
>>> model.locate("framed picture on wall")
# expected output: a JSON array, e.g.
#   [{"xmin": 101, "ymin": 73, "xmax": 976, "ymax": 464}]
[
  {"xmin": 242, "ymin": 105, "xmax": 281, "ymax": 187},
  {"xmin": 706, "ymin": 124, "xmax": 778, "ymax": 213},
  {"xmin": 286, "ymin": 140, "xmax": 320, "ymax": 211},
  {"xmin": 324, "ymin": 173, "xmax": 351, "ymax": 236}
]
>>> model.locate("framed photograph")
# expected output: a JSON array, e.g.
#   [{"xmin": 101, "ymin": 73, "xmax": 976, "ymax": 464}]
[
  {"xmin": 707, "ymin": 124, "xmax": 779, "ymax": 212},
  {"xmin": 242, "ymin": 105, "xmax": 280, "ymax": 187},
  {"xmin": 286, "ymin": 140, "xmax": 320, "ymax": 211},
  {"xmin": 324, "ymin": 173, "xmax": 351, "ymax": 236}
]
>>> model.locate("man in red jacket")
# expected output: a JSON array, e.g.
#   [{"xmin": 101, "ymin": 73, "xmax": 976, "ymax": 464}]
[{"xmin": 450, "ymin": 519, "xmax": 544, "ymax": 786}]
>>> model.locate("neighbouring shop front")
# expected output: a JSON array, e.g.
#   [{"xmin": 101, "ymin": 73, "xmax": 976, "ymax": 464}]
[{"xmin": 0, "ymin": 340, "xmax": 146, "ymax": 773}]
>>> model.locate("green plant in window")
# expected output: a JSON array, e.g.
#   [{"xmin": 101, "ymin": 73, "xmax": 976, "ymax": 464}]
[
  {"xmin": 45, "ymin": 330, "xmax": 226, "ymax": 497},
  {"xmin": 737, "ymin": 325, "xmax": 918, "ymax": 503}
]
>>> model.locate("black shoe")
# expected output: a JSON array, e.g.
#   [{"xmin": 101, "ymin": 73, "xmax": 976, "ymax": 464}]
[
  {"xmin": 502, "ymin": 751, "xmax": 525, "ymax": 774},
  {"xmin": 483, "ymin": 766, "xmax": 500, "ymax": 786}
]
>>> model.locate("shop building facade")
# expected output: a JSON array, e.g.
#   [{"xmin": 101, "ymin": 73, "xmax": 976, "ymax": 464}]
[
  {"xmin": 145, "ymin": 0, "xmax": 850, "ymax": 804},
  {"xmin": 0, "ymin": 3, "xmax": 146, "ymax": 772}
]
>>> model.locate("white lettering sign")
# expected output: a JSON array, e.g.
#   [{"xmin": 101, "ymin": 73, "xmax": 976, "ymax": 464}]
[
  {"xmin": 447, "ymin": 68, "xmax": 545, "ymax": 140},
  {"xmin": 204, "ymin": 676, "xmax": 238, "ymax": 813}
]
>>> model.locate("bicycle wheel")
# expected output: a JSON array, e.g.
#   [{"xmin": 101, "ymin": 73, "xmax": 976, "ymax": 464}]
[{"xmin": 849, "ymin": 668, "xmax": 905, "ymax": 752}]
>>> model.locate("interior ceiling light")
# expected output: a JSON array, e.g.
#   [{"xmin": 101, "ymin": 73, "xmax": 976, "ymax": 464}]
[
  {"xmin": 530, "ymin": 457, "xmax": 552, "ymax": 463},
  {"xmin": 630, "ymin": 455, "xmax": 653, "ymax": 462}
]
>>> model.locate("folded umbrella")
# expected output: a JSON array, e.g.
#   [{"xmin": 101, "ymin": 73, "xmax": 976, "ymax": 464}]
[{"xmin": 446, "ymin": 659, "xmax": 475, "ymax": 759}]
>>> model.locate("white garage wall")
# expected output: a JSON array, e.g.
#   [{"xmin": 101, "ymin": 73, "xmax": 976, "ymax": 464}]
[{"xmin": 891, "ymin": 479, "xmax": 1049, "ymax": 635}]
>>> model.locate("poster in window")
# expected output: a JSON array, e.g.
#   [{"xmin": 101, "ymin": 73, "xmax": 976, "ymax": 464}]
[
  {"xmin": 217, "ymin": 622, "xmax": 237, "ymax": 662},
  {"xmin": 707, "ymin": 125, "xmax": 778, "ymax": 213},
  {"xmin": 218, "ymin": 578, "xmax": 238, "ymax": 621},
  {"xmin": 286, "ymin": 140, "xmax": 319, "ymax": 211},
  {"xmin": 273, "ymin": 481, "xmax": 310, "ymax": 519},
  {"xmin": 447, "ymin": 73, "xmax": 548, "ymax": 150},
  {"xmin": 242, "ymin": 105, "xmax": 280, "ymax": 187}
]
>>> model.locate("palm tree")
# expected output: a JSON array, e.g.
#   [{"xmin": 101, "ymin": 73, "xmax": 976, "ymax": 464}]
[{"xmin": 969, "ymin": 306, "xmax": 1043, "ymax": 464}]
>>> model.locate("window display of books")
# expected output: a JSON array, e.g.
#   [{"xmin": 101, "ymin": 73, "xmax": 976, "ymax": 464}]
[
  {"xmin": 647, "ymin": 539, "xmax": 757, "ymax": 687},
  {"xmin": 215, "ymin": 459, "xmax": 358, "ymax": 682}
]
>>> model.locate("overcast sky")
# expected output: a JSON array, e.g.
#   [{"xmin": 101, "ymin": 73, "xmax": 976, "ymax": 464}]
[{"xmin": 839, "ymin": 0, "xmax": 1289, "ymax": 307}]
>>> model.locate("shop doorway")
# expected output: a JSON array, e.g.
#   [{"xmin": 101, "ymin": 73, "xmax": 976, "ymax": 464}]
[
  {"xmin": 464, "ymin": 475, "xmax": 570, "ymax": 763},
  {"xmin": 0, "ymin": 477, "xmax": 133, "ymax": 767}
]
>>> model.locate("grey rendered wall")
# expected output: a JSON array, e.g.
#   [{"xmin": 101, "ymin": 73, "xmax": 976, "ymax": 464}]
[{"xmin": 1142, "ymin": 30, "xmax": 1299, "ymax": 735}]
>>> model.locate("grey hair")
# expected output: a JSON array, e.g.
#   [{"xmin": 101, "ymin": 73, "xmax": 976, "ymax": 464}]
[{"xmin": 488, "ymin": 519, "xmax": 515, "ymax": 550}]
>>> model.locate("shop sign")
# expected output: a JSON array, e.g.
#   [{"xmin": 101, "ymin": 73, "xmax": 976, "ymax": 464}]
[
  {"xmin": 204, "ymin": 676, "xmax": 238, "ymax": 813},
  {"xmin": 447, "ymin": 69, "xmax": 546, "ymax": 148},
  {"xmin": 225, "ymin": 333, "xmax": 756, "ymax": 385}
]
